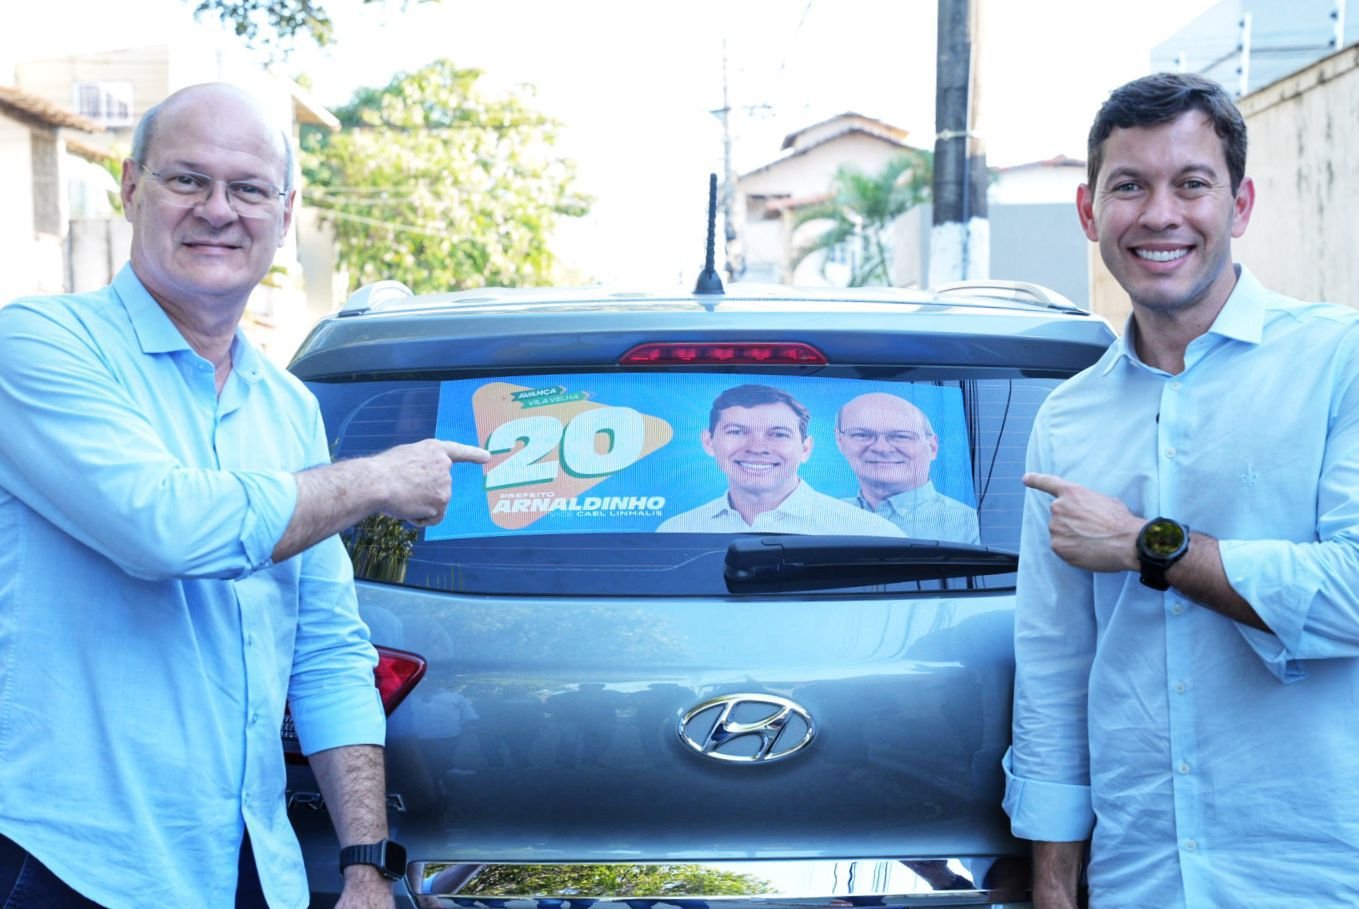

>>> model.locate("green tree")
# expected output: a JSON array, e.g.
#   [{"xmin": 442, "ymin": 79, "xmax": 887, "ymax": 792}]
[
  {"xmin": 790, "ymin": 150, "xmax": 932, "ymax": 286},
  {"xmin": 302, "ymin": 60, "xmax": 590, "ymax": 294},
  {"xmin": 450, "ymin": 863, "xmax": 775, "ymax": 897},
  {"xmin": 189, "ymin": 0, "xmax": 434, "ymax": 47}
]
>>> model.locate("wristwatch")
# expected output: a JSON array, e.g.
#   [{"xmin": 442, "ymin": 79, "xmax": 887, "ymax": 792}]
[
  {"xmin": 339, "ymin": 838, "xmax": 407, "ymax": 881},
  {"xmin": 1136, "ymin": 517, "xmax": 1190, "ymax": 591}
]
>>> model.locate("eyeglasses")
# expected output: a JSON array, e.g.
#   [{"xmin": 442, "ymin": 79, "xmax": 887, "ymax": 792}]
[
  {"xmin": 838, "ymin": 428, "xmax": 929, "ymax": 446},
  {"xmin": 137, "ymin": 163, "xmax": 286, "ymax": 218}
]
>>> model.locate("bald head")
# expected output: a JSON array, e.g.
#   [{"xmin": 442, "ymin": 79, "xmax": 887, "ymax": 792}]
[
  {"xmin": 836, "ymin": 392, "xmax": 939, "ymax": 504},
  {"xmin": 132, "ymin": 83, "xmax": 293, "ymax": 193}
]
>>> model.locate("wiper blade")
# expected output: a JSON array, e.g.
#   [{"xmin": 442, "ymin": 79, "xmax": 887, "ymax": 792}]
[{"xmin": 724, "ymin": 535, "xmax": 1019, "ymax": 593}]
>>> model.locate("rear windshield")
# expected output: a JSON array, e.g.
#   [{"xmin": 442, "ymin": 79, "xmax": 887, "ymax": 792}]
[{"xmin": 311, "ymin": 372, "xmax": 1062, "ymax": 596}]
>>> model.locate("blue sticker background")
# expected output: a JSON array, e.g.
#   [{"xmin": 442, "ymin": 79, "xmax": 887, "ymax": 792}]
[{"xmin": 429, "ymin": 373, "xmax": 974, "ymax": 540}]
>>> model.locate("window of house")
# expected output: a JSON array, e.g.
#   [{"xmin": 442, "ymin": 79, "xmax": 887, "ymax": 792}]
[
  {"xmin": 74, "ymin": 82, "xmax": 134, "ymax": 127},
  {"xmin": 31, "ymin": 133, "xmax": 60, "ymax": 236}
]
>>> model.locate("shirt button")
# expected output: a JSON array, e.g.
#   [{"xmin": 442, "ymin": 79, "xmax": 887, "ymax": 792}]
[
  {"xmin": 1174, "ymin": 681, "xmax": 1186, "ymax": 694},
  {"xmin": 1165, "ymin": 447, "xmax": 1177, "ymax": 459},
  {"xmin": 1178, "ymin": 761, "xmax": 1191, "ymax": 774},
  {"xmin": 1184, "ymin": 839, "xmax": 1198, "ymax": 852},
  {"xmin": 1169, "ymin": 381, "xmax": 1182, "ymax": 391},
  {"xmin": 1171, "ymin": 603, "xmax": 1185, "ymax": 615}
]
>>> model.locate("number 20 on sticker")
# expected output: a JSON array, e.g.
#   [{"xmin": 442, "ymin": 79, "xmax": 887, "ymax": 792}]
[{"xmin": 484, "ymin": 407, "xmax": 646, "ymax": 490}]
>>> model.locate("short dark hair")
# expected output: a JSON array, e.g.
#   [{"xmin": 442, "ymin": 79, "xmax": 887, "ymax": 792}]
[
  {"xmin": 1087, "ymin": 72, "xmax": 1247, "ymax": 194},
  {"xmin": 708, "ymin": 384, "xmax": 811, "ymax": 439}
]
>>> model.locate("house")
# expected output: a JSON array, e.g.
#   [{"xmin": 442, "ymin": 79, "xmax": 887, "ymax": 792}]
[
  {"xmin": 0, "ymin": 85, "xmax": 105, "ymax": 307},
  {"xmin": 735, "ymin": 112, "xmax": 931, "ymax": 286},
  {"xmin": 12, "ymin": 37, "xmax": 342, "ymax": 362},
  {"xmin": 734, "ymin": 113, "xmax": 1097, "ymax": 313}
]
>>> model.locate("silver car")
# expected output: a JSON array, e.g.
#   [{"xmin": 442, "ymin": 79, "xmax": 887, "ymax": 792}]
[{"xmin": 284, "ymin": 277, "xmax": 1114, "ymax": 909}]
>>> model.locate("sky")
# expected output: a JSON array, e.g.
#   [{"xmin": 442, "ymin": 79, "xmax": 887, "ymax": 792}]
[{"xmin": 9, "ymin": 0, "xmax": 1220, "ymax": 285}]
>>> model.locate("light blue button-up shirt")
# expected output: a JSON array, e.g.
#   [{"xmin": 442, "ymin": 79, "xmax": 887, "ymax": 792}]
[
  {"xmin": 0, "ymin": 266, "xmax": 385, "ymax": 908},
  {"xmin": 656, "ymin": 479, "xmax": 904, "ymax": 535},
  {"xmin": 1005, "ymin": 267, "xmax": 1359, "ymax": 908},
  {"xmin": 844, "ymin": 481, "xmax": 981, "ymax": 543}
]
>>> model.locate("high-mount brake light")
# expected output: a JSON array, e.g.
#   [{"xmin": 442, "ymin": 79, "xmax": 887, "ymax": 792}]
[{"xmin": 620, "ymin": 342, "xmax": 828, "ymax": 366}]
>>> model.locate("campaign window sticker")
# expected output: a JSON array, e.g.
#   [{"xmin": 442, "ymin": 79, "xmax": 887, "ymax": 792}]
[{"xmin": 427, "ymin": 373, "xmax": 977, "ymax": 542}]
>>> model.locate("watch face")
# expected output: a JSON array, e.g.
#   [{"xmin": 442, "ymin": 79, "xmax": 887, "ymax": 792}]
[{"xmin": 1143, "ymin": 519, "xmax": 1187, "ymax": 556}]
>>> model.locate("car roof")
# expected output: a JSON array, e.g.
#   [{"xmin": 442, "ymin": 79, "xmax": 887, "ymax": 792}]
[{"xmin": 289, "ymin": 279, "xmax": 1117, "ymax": 380}]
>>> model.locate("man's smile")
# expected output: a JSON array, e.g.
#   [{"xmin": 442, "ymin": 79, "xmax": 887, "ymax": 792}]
[
  {"xmin": 733, "ymin": 458, "xmax": 780, "ymax": 472},
  {"xmin": 1134, "ymin": 246, "xmax": 1191, "ymax": 262}
]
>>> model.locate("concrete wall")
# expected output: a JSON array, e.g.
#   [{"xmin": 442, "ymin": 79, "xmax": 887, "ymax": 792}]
[
  {"xmin": 989, "ymin": 202, "xmax": 1091, "ymax": 307},
  {"xmin": 1235, "ymin": 44, "xmax": 1359, "ymax": 307}
]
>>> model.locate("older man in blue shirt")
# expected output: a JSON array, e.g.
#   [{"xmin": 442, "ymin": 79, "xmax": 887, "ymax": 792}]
[
  {"xmin": 1005, "ymin": 73, "xmax": 1359, "ymax": 907},
  {"xmin": 0, "ymin": 84, "xmax": 487, "ymax": 908}
]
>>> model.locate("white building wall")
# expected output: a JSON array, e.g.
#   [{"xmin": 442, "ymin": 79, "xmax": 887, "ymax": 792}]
[{"xmin": 0, "ymin": 119, "xmax": 68, "ymax": 303}]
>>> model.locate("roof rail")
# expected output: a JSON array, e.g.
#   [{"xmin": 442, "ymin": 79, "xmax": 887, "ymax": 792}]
[
  {"xmin": 932, "ymin": 279, "xmax": 1085, "ymax": 313},
  {"xmin": 337, "ymin": 280, "xmax": 415, "ymax": 318}
]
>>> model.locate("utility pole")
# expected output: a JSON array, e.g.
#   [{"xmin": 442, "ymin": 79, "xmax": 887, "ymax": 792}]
[
  {"xmin": 928, "ymin": 0, "xmax": 988, "ymax": 287},
  {"xmin": 716, "ymin": 41, "xmax": 744, "ymax": 282}
]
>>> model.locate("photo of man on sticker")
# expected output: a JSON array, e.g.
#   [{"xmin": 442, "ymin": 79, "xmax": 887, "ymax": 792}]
[
  {"xmin": 656, "ymin": 384, "xmax": 904, "ymax": 536},
  {"xmin": 836, "ymin": 392, "xmax": 981, "ymax": 544}
]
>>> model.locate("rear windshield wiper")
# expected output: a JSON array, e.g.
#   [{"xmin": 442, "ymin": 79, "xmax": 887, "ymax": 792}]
[{"xmin": 724, "ymin": 536, "xmax": 1019, "ymax": 593}]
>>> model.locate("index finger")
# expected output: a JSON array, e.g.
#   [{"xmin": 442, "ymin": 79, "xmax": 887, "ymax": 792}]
[
  {"xmin": 1022, "ymin": 472, "xmax": 1070, "ymax": 498},
  {"xmin": 441, "ymin": 440, "xmax": 492, "ymax": 464}
]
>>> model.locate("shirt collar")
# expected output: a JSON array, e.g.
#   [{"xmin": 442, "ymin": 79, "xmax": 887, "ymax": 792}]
[
  {"xmin": 1099, "ymin": 264, "xmax": 1265, "ymax": 376},
  {"xmin": 111, "ymin": 263, "xmax": 265, "ymax": 384},
  {"xmin": 112, "ymin": 264, "xmax": 193, "ymax": 355}
]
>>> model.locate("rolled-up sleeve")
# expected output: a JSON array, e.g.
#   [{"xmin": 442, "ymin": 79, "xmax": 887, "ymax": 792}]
[
  {"xmin": 1218, "ymin": 336, "xmax": 1359, "ymax": 676},
  {"xmin": 286, "ymin": 410, "xmax": 386, "ymax": 754}
]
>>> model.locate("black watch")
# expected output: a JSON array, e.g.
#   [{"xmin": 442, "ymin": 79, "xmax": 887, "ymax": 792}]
[
  {"xmin": 1136, "ymin": 516, "xmax": 1190, "ymax": 591},
  {"xmin": 339, "ymin": 838, "xmax": 407, "ymax": 882}
]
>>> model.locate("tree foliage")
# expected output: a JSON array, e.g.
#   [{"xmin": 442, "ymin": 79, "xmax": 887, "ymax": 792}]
[
  {"xmin": 189, "ymin": 0, "xmax": 435, "ymax": 47},
  {"xmin": 191, "ymin": 0, "xmax": 335, "ymax": 46},
  {"xmin": 790, "ymin": 150, "xmax": 932, "ymax": 286},
  {"xmin": 455, "ymin": 863, "xmax": 776, "ymax": 898},
  {"xmin": 302, "ymin": 60, "xmax": 590, "ymax": 294}
]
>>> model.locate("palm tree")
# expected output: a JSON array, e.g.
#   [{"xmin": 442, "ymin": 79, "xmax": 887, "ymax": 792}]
[{"xmin": 790, "ymin": 150, "xmax": 932, "ymax": 286}]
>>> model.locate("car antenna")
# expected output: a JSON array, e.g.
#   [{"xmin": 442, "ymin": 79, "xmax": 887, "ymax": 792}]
[{"xmin": 693, "ymin": 173, "xmax": 725, "ymax": 295}]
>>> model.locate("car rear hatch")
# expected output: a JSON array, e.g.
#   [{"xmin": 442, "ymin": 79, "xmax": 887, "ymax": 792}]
[{"xmin": 286, "ymin": 293, "xmax": 1112, "ymax": 907}]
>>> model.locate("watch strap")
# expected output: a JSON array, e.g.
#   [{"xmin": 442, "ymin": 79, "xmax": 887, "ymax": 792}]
[{"xmin": 339, "ymin": 839, "xmax": 405, "ymax": 881}]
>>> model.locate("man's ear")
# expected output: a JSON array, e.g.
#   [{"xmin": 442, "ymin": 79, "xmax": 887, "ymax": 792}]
[
  {"xmin": 700, "ymin": 430, "xmax": 715, "ymax": 458},
  {"xmin": 1231, "ymin": 176, "xmax": 1255, "ymax": 239},
  {"xmin": 120, "ymin": 158, "xmax": 140, "ymax": 222},
  {"xmin": 800, "ymin": 434, "xmax": 813, "ymax": 464},
  {"xmin": 278, "ymin": 188, "xmax": 298, "ymax": 246},
  {"xmin": 1076, "ymin": 183, "xmax": 1099, "ymax": 242}
]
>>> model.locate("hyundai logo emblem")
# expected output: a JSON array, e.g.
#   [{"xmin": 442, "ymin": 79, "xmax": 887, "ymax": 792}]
[{"xmin": 677, "ymin": 693, "xmax": 816, "ymax": 764}]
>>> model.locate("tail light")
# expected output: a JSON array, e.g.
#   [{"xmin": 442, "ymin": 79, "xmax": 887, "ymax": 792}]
[
  {"xmin": 282, "ymin": 645, "xmax": 427, "ymax": 763},
  {"xmin": 373, "ymin": 645, "xmax": 427, "ymax": 715},
  {"xmin": 619, "ymin": 342, "xmax": 827, "ymax": 365}
]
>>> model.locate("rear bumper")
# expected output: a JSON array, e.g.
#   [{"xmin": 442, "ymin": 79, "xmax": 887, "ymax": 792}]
[{"xmin": 407, "ymin": 858, "xmax": 1030, "ymax": 909}]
